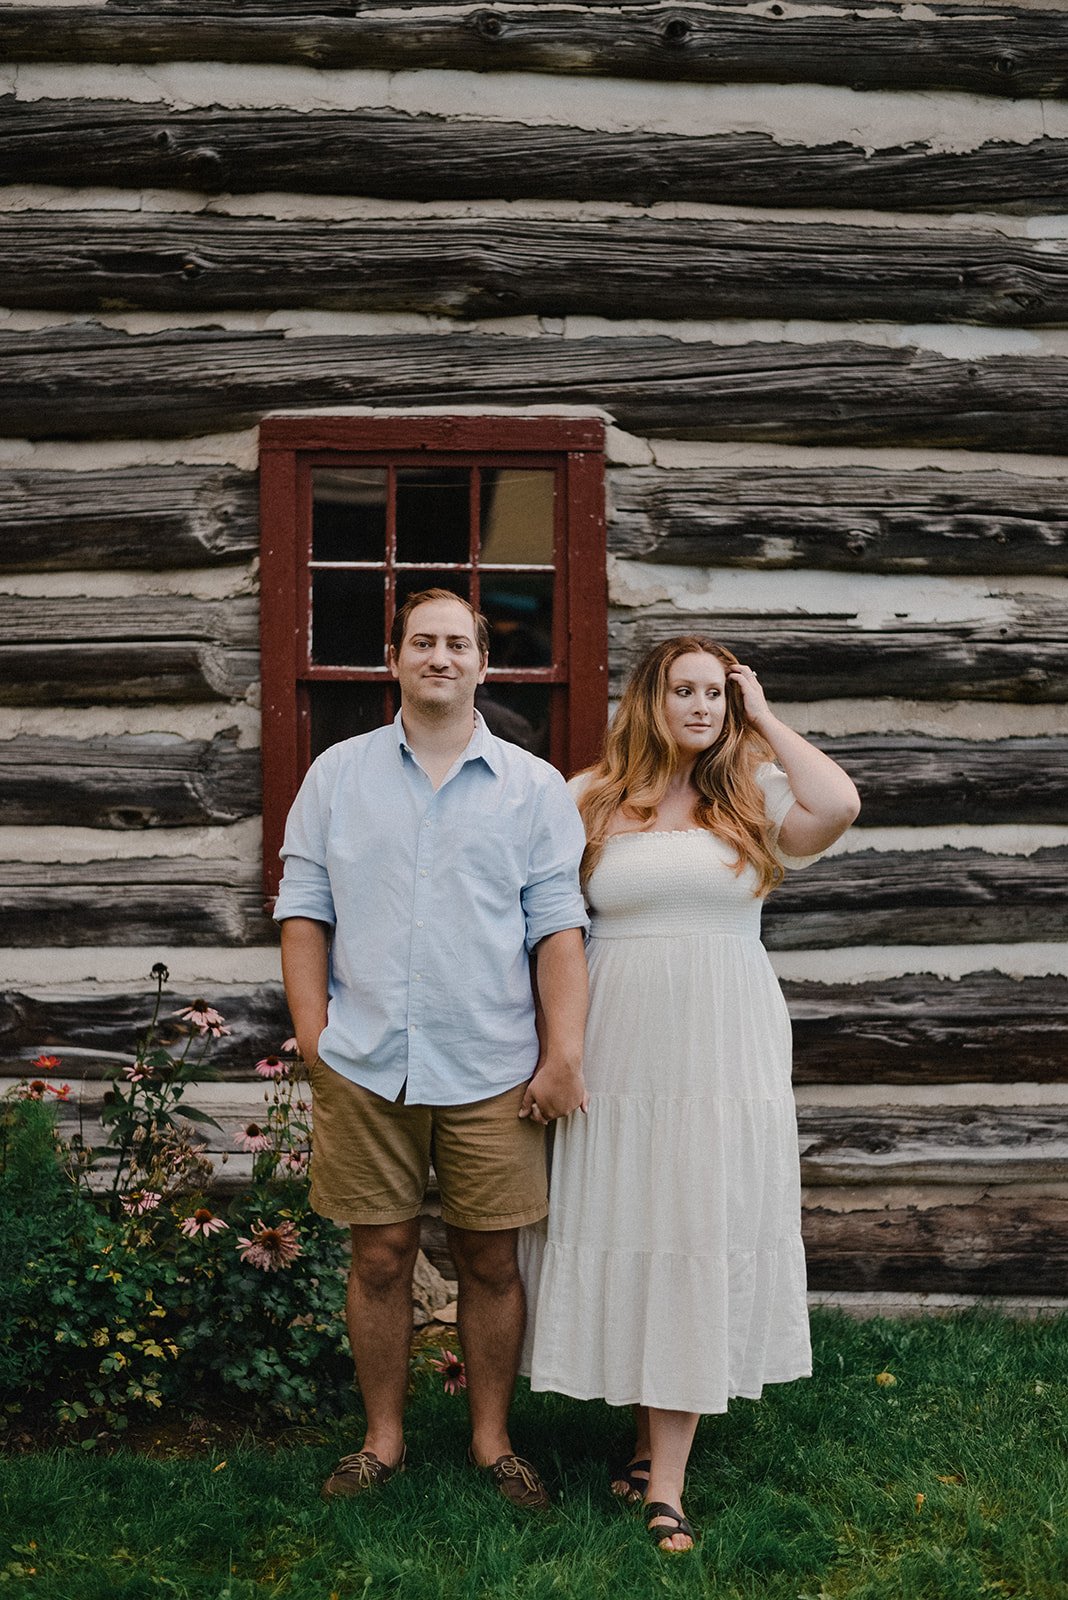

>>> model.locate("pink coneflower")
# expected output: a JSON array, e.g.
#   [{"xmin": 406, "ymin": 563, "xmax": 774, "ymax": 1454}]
[
  {"xmin": 180, "ymin": 1207, "xmax": 228, "ymax": 1238},
  {"xmin": 236, "ymin": 1218, "xmax": 301, "ymax": 1271},
  {"xmin": 31, "ymin": 1053, "xmax": 61, "ymax": 1072},
  {"xmin": 121, "ymin": 1189, "xmax": 162, "ymax": 1216},
  {"xmin": 236, "ymin": 1122, "xmax": 272, "ymax": 1153},
  {"xmin": 281, "ymin": 1037, "xmax": 299, "ymax": 1055},
  {"xmin": 254, "ymin": 1055, "xmax": 288, "ymax": 1079},
  {"xmin": 428, "ymin": 1349, "xmax": 467, "ymax": 1395},
  {"xmin": 178, "ymin": 1000, "xmax": 232, "ymax": 1038},
  {"xmin": 124, "ymin": 1061, "xmax": 152, "ymax": 1082},
  {"xmin": 22, "ymin": 1080, "xmax": 47, "ymax": 1100},
  {"xmin": 281, "ymin": 1150, "xmax": 308, "ymax": 1175}
]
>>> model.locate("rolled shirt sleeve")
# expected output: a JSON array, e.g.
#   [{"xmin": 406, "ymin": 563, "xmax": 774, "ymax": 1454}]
[
  {"xmin": 273, "ymin": 753, "xmax": 338, "ymax": 927},
  {"xmin": 521, "ymin": 772, "xmax": 590, "ymax": 951}
]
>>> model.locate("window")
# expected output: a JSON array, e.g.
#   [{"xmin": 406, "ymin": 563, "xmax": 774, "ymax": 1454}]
[{"xmin": 259, "ymin": 416, "xmax": 607, "ymax": 897}]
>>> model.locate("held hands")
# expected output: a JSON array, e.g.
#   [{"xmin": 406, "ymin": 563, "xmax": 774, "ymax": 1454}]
[{"xmin": 519, "ymin": 1056, "xmax": 589, "ymax": 1125}]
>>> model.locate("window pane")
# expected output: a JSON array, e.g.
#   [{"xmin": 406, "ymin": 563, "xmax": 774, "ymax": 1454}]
[
  {"xmin": 310, "ymin": 682, "xmax": 392, "ymax": 759},
  {"xmin": 312, "ymin": 571, "xmax": 385, "ymax": 665},
  {"xmin": 312, "ymin": 468, "xmax": 387, "ymax": 561},
  {"xmin": 396, "ymin": 468, "xmax": 471, "ymax": 564},
  {"xmin": 481, "ymin": 573, "xmax": 554, "ymax": 667},
  {"xmin": 476, "ymin": 684, "xmax": 550, "ymax": 758},
  {"xmin": 480, "ymin": 469, "xmax": 554, "ymax": 565},
  {"xmin": 395, "ymin": 570, "xmax": 471, "ymax": 614}
]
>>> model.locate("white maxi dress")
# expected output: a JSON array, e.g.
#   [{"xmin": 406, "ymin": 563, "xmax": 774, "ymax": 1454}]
[{"xmin": 524, "ymin": 764, "xmax": 816, "ymax": 1415}]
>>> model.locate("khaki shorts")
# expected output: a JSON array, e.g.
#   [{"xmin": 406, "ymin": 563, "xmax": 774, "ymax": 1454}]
[{"xmin": 307, "ymin": 1058, "xmax": 548, "ymax": 1231}]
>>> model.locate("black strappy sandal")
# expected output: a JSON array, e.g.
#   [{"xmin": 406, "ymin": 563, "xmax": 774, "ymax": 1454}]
[
  {"xmin": 610, "ymin": 1456, "xmax": 651, "ymax": 1505},
  {"xmin": 645, "ymin": 1501, "xmax": 697, "ymax": 1553}
]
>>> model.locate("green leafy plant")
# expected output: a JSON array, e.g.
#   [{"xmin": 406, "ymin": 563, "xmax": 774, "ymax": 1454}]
[{"xmin": 0, "ymin": 968, "xmax": 352, "ymax": 1440}]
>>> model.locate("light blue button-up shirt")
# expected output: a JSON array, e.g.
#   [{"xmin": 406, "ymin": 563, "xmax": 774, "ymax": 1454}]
[{"xmin": 273, "ymin": 711, "xmax": 589, "ymax": 1106}]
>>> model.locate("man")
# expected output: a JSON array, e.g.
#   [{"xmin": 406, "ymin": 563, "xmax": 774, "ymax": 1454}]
[{"xmin": 274, "ymin": 589, "xmax": 589, "ymax": 1510}]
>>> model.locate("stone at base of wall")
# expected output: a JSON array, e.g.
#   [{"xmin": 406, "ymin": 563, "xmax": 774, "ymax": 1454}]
[{"xmin": 809, "ymin": 1290, "xmax": 1068, "ymax": 1320}]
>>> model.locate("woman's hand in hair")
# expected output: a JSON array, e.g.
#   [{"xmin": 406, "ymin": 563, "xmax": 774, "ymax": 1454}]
[{"xmin": 727, "ymin": 662, "xmax": 771, "ymax": 727}]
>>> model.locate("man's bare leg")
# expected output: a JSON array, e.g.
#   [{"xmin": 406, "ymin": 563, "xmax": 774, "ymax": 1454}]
[
  {"xmin": 347, "ymin": 1217, "xmax": 422, "ymax": 1467},
  {"xmin": 446, "ymin": 1224, "xmax": 523, "ymax": 1465}
]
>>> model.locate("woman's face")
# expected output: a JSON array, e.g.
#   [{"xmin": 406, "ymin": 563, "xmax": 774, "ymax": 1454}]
[{"xmin": 662, "ymin": 651, "xmax": 728, "ymax": 758}]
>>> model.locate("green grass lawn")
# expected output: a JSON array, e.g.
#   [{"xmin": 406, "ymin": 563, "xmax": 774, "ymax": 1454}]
[{"xmin": 2, "ymin": 1310, "xmax": 1066, "ymax": 1600}]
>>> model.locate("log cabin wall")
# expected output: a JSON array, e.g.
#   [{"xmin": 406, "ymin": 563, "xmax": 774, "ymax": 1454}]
[{"xmin": 1, "ymin": 1, "xmax": 1066, "ymax": 1307}]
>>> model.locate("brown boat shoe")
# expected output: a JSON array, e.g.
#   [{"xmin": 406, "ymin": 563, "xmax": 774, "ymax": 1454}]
[
  {"xmin": 320, "ymin": 1444, "xmax": 407, "ymax": 1500},
  {"xmin": 469, "ymin": 1448, "xmax": 552, "ymax": 1511}
]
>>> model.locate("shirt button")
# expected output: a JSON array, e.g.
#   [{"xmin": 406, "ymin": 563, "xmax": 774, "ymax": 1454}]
[
  {"xmin": 420, "ymin": 870, "xmax": 428, "ymax": 878},
  {"xmin": 414, "ymin": 973, "xmax": 422, "ymax": 981},
  {"xmin": 411, "ymin": 1022, "xmax": 418, "ymax": 1030},
  {"xmin": 416, "ymin": 920, "xmax": 424, "ymax": 928}
]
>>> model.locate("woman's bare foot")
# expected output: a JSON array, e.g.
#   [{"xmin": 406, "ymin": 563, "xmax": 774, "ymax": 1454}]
[
  {"xmin": 646, "ymin": 1501, "xmax": 696, "ymax": 1554},
  {"xmin": 609, "ymin": 1455, "xmax": 651, "ymax": 1504}
]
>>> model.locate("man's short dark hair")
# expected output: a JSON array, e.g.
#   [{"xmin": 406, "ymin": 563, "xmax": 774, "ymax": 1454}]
[{"xmin": 390, "ymin": 588, "xmax": 490, "ymax": 660}]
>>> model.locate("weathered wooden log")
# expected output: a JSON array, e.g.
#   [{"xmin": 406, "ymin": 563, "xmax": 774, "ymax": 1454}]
[
  {"xmin": 765, "ymin": 847, "xmax": 1068, "ymax": 950},
  {"xmin": 802, "ymin": 737, "xmax": 1068, "ymax": 826},
  {"xmin": 9, "ymin": 460, "xmax": 1066, "ymax": 579},
  {"xmin": 785, "ymin": 973, "xmax": 1068, "ymax": 1086},
  {"xmin": 0, "ymin": 594, "xmax": 257, "ymax": 648},
  {"xmin": 802, "ymin": 1198, "xmax": 1068, "ymax": 1294},
  {"xmin": 5, "ymin": 1077, "xmax": 1063, "ymax": 1190},
  {"xmin": 4, "ymin": 326, "xmax": 1068, "ymax": 454},
  {"xmin": 9, "ymin": 729, "xmax": 1058, "ymax": 830},
  {"xmin": 5, "ymin": 973, "xmax": 1066, "ymax": 1085},
  {"xmin": 0, "ymin": 644, "xmax": 258, "ymax": 705},
  {"xmin": 5, "ymin": 211, "xmax": 1068, "ymax": 328},
  {"xmin": 0, "ymin": 730, "xmax": 260, "ymax": 828},
  {"xmin": 4, "ymin": 1077, "xmax": 307, "ymax": 1158},
  {"xmin": 3, "ymin": 102, "xmax": 1066, "ymax": 214},
  {"xmin": 0, "ymin": 983, "xmax": 289, "ymax": 1077},
  {"xmin": 0, "ymin": 466, "xmax": 258, "ymax": 572},
  {"xmin": 0, "ymin": 594, "xmax": 259, "ymax": 704},
  {"xmin": 422, "ymin": 1194, "xmax": 1068, "ymax": 1292},
  {"xmin": 609, "ymin": 612, "xmax": 1068, "ymax": 703},
  {"xmin": 1, "ymin": 845, "xmax": 1060, "ymax": 948},
  {"xmin": 0, "ymin": 856, "xmax": 273, "ymax": 946},
  {"xmin": 797, "ymin": 1105, "xmax": 1068, "ymax": 1186},
  {"xmin": 607, "ymin": 466, "xmax": 1068, "ymax": 576},
  {"xmin": 1, "ymin": 3, "xmax": 1065, "ymax": 98}
]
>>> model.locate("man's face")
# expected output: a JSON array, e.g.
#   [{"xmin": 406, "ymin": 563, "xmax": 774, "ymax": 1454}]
[{"xmin": 389, "ymin": 597, "xmax": 488, "ymax": 716}]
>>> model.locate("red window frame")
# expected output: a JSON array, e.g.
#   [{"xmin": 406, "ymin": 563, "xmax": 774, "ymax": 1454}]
[{"xmin": 259, "ymin": 415, "xmax": 607, "ymax": 899}]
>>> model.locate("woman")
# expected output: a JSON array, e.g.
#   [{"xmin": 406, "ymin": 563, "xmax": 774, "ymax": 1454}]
[{"xmin": 526, "ymin": 636, "xmax": 860, "ymax": 1553}]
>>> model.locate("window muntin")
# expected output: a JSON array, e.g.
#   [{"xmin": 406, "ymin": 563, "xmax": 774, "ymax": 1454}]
[{"xmin": 302, "ymin": 456, "xmax": 562, "ymax": 760}]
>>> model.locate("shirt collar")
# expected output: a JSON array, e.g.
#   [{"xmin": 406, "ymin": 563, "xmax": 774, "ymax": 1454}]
[{"xmin": 392, "ymin": 707, "xmax": 503, "ymax": 777}]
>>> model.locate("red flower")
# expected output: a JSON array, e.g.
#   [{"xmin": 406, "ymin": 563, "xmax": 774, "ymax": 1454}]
[{"xmin": 31, "ymin": 1054, "xmax": 61, "ymax": 1072}]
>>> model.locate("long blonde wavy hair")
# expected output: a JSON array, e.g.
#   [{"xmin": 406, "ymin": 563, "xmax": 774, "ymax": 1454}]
[{"xmin": 576, "ymin": 635, "xmax": 784, "ymax": 896}]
